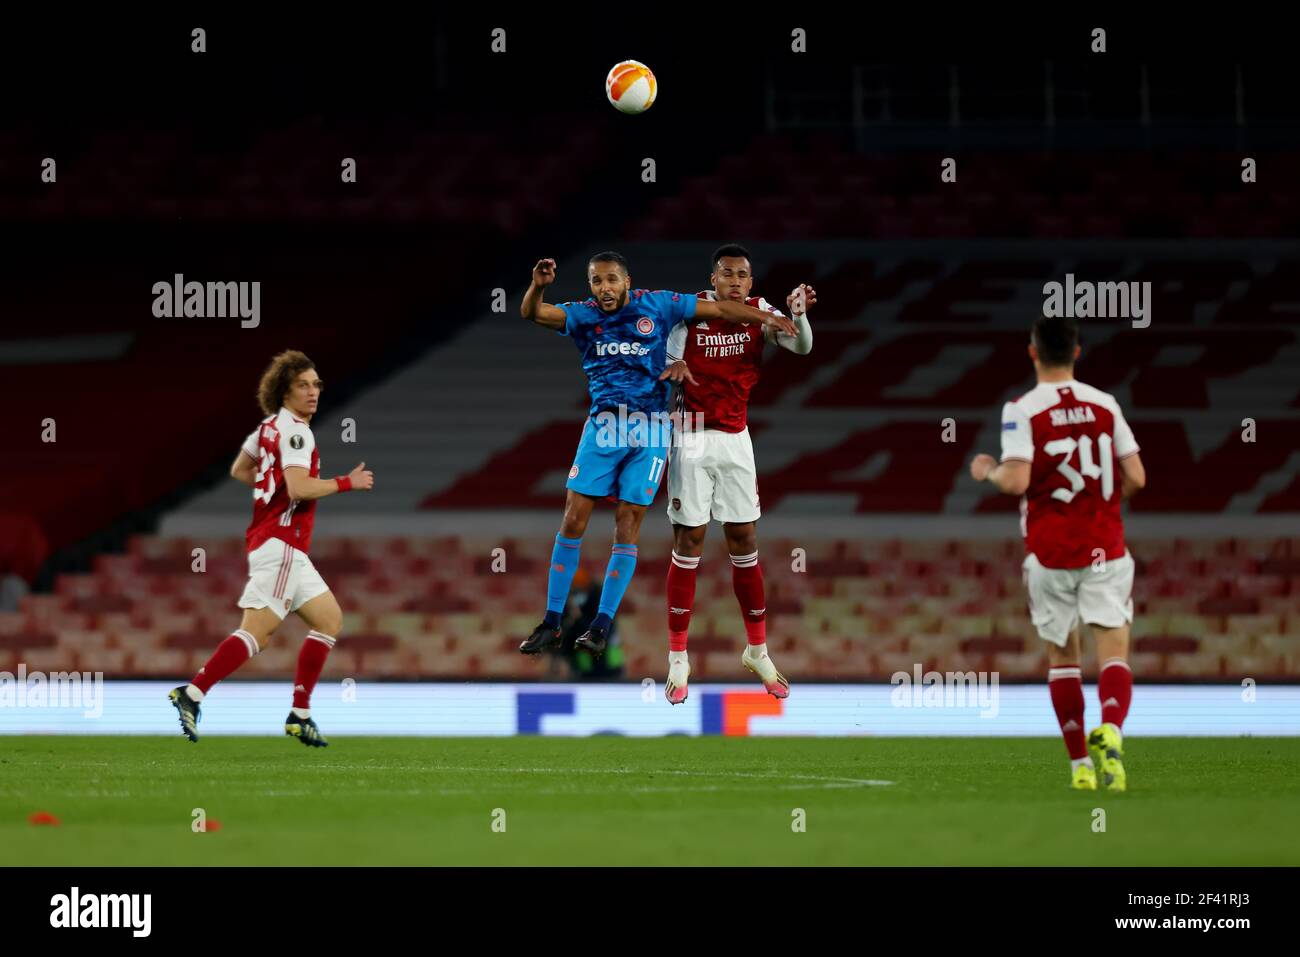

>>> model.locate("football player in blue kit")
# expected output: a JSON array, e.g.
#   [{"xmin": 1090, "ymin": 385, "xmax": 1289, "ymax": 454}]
[{"xmin": 518, "ymin": 252, "xmax": 796, "ymax": 656}]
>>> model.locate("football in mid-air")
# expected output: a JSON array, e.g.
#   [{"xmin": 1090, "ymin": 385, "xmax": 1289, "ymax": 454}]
[{"xmin": 605, "ymin": 60, "xmax": 657, "ymax": 114}]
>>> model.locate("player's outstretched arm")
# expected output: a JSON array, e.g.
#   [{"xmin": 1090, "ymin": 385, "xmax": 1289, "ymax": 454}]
[
  {"xmin": 773, "ymin": 283, "xmax": 816, "ymax": 355},
  {"xmin": 521, "ymin": 258, "xmax": 567, "ymax": 331},
  {"xmin": 970, "ymin": 453, "xmax": 1030, "ymax": 496},
  {"xmin": 696, "ymin": 297, "xmax": 798, "ymax": 337},
  {"xmin": 230, "ymin": 448, "xmax": 258, "ymax": 487},
  {"xmin": 284, "ymin": 462, "xmax": 375, "ymax": 501}
]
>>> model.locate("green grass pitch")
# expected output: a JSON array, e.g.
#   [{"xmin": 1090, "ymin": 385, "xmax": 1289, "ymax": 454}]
[{"xmin": 2, "ymin": 736, "xmax": 1298, "ymax": 865}]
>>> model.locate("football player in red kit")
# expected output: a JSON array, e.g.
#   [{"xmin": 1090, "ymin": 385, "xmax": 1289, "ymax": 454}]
[
  {"xmin": 660, "ymin": 244, "xmax": 815, "ymax": 704},
  {"xmin": 970, "ymin": 315, "xmax": 1146, "ymax": 790},
  {"xmin": 168, "ymin": 350, "xmax": 374, "ymax": 746}
]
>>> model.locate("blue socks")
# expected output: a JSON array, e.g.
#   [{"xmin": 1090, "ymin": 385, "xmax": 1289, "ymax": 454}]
[
  {"xmin": 595, "ymin": 544, "xmax": 638, "ymax": 628},
  {"xmin": 543, "ymin": 538, "xmax": 638, "ymax": 632},
  {"xmin": 544, "ymin": 534, "xmax": 582, "ymax": 628}
]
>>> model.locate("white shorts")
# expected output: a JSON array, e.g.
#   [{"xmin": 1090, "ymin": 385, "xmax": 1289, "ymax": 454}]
[
  {"xmin": 666, "ymin": 427, "xmax": 761, "ymax": 527},
  {"xmin": 238, "ymin": 538, "xmax": 330, "ymax": 620},
  {"xmin": 1022, "ymin": 551, "xmax": 1135, "ymax": 648}
]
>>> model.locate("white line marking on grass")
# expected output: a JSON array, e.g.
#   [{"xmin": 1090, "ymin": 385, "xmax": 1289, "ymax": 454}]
[
  {"xmin": 275, "ymin": 765, "xmax": 895, "ymax": 792},
  {"xmin": 4, "ymin": 768, "xmax": 893, "ymax": 801}
]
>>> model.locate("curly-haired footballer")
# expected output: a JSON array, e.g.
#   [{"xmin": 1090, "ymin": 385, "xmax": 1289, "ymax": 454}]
[{"xmin": 168, "ymin": 350, "xmax": 374, "ymax": 746}]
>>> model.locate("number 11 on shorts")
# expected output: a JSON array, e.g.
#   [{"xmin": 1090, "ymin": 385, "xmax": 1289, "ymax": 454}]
[{"xmin": 648, "ymin": 455, "xmax": 665, "ymax": 485}]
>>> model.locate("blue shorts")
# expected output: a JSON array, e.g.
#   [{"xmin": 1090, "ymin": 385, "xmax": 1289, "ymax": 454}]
[{"xmin": 565, "ymin": 413, "xmax": 671, "ymax": 506}]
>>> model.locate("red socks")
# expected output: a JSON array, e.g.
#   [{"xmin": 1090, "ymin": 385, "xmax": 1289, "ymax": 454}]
[
  {"xmin": 666, "ymin": 549, "xmax": 768, "ymax": 650},
  {"xmin": 1099, "ymin": 658, "xmax": 1133, "ymax": 728},
  {"xmin": 191, "ymin": 630, "xmax": 259, "ymax": 694},
  {"xmin": 189, "ymin": 626, "xmax": 336, "ymax": 712},
  {"xmin": 1050, "ymin": 660, "xmax": 1133, "ymax": 760},
  {"xmin": 1048, "ymin": 665, "xmax": 1088, "ymax": 760},
  {"xmin": 293, "ymin": 631, "xmax": 336, "ymax": 710},
  {"xmin": 730, "ymin": 551, "xmax": 767, "ymax": 645},
  {"xmin": 666, "ymin": 552, "xmax": 699, "ymax": 652}
]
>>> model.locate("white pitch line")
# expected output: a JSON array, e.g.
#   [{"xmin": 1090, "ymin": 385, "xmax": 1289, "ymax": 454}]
[
  {"xmin": 293, "ymin": 763, "xmax": 895, "ymax": 788},
  {"xmin": 2, "ymin": 769, "xmax": 893, "ymax": 801}
]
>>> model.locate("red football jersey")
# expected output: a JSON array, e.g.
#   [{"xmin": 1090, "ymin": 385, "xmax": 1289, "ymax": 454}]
[
  {"xmin": 240, "ymin": 407, "xmax": 321, "ymax": 554},
  {"xmin": 665, "ymin": 291, "xmax": 782, "ymax": 432},
  {"xmin": 1000, "ymin": 379, "xmax": 1140, "ymax": 570}
]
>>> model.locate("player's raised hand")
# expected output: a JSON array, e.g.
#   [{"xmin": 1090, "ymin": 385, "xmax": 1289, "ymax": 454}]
[
  {"xmin": 763, "ymin": 311, "xmax": 799, "ymax": 337},
  {"xmin": 969, "ymin": 453, "xmax": 997, "ymax": 482},
  {"xmin": 349, "ymin": 461, "xmax": 375, "ymax": 491},
  {"xmin": 787, "ymin": 283, "xmax": 817, "ymax": 315},
  {"xmin": 532, "ymin": 259, "xmax": 557, "ymax": 287},
  {"xmin": 659, "ymin": 360, "xmax": 698, "ymax": 386}
]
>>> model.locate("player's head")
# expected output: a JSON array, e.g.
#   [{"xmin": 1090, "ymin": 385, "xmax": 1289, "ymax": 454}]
[
  {"xmin": 1029, "ymin": 315, "xmax": 1081, "ymax": 376},
  {"xmin": 587, "ymin": 251, "xmax": 631, "ymax": 313},
  {"xmin": 258, "ymin": 349, "xmax": 321, "ymax": 419},
  {"xmin": 710, "ymin": 243, "xmax": 753, "ymax": 302}
]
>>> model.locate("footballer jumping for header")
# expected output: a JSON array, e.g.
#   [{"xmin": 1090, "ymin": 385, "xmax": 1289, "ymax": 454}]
[
  {"xmin": 517, "ymin": 252, "xmax": 796, "ymax": 659},
  {"xmin": 660, "ymin": 244, "xmax": 815, "ymax": 704}
]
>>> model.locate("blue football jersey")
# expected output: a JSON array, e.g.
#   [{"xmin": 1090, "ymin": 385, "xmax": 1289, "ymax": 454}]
[{"xmin": 558, "ymin": 289, "xmax": 697, "ymax": 416}]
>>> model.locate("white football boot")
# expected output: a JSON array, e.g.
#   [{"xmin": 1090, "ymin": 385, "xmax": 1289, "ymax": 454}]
[
  {"xmin": 741, "ymin": 643, "xmax": 790, "ymax": 698},
  {"xmin": 665, "ymin": 650, "xmax": 690, "ymax": 705}
]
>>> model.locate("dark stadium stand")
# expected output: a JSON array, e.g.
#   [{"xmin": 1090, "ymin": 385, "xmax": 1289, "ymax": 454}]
[
  {"xmin": 5, "ymin": 119, "xmax": 1298, "ymax": 682},
  {"xmin": 0, "ymin": 117, "xmax": 608, "ymax": 232},
  {"xmin": 625, "ymin": 143, "xmax": 1300, "ymax": 240},
  {"xmin": 1, "ymin": 117, "xmax": 614, "ymax": 581}
]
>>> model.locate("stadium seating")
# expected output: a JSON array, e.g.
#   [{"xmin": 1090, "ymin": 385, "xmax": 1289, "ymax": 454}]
[
  {"xmin": 8, "ymin": 126, "xmax": 1299, "ymax": 687},
  {"xmin": 624, "ymin": 144, "xmax": 1300, "ymax": 240},
  {"xmin": 2, "ymin": 534, "xmax": 1296, "ymax": 681},
  {"xmin": 2, "ymin": 117, "xmax": 613, "ymax": 575},
  {"xmin": 0, "ymin": 117, "xmax": 608, "ymax": 233},
  {"xmin": 152, "ymin": 235, "xmax": 1300, "ymax": 526}
]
